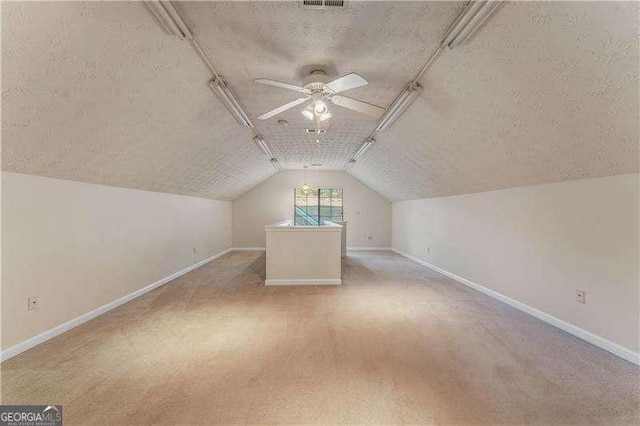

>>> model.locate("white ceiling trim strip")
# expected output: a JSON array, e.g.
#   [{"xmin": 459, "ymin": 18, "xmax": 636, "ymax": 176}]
[
  {"xmin": 144, "ymin": 0, "xmax": 281, "ymax": 170},
  {"xmin": 344, "ymin": 0, "xmax": 503, "ymax": 170}
]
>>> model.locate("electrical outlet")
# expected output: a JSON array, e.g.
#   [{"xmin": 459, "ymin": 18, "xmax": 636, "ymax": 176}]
[
  {"xmin": 28, "ymin": 296, "xmax": 38, "ymax": 311},
  {"xmin": 576, "ymin": 290, "xmax": 585, "ymax": 304},
  {"xmin": 427, "ymin": 246, "xmax": 432, "ymax": 254},
  {"xmin": 193, "ymin": 247, "xmax": 197, "ymax": 254}
]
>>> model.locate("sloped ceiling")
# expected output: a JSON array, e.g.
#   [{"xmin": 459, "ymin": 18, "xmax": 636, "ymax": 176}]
[
  {"xmin": 2, "ymin": 1, "xmax": 638, "ymax": 202},
  {"xmin": 1, "ymin": 1, "xmax": 274, "ymax": 200},
  {"xmin": 178, "ymin": 0, "xmax": 463, "ymax": 172},
  {"xmin": 351, "ymin": 1, "xmax": 640, "ymax": 200}
]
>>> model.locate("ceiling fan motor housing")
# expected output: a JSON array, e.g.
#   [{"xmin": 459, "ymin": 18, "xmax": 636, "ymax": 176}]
[{"xmin": 302, "ymin": 70, "xmax": 330, "ymax": 91}]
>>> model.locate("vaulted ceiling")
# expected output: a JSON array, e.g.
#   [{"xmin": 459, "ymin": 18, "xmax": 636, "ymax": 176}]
[{"xmin": 2, "ymin": 1, "xmax": 638, "ymax": 201}]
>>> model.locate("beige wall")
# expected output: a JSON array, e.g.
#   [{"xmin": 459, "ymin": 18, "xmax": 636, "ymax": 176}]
[
  {"xmin": 232, "ymin": 171, "xmax": 391, "ymax": 248},
  {"xmin": 1, "ymin": 172, "xmax": 232, "ymax": 350},
  {"xmin": 265, "ymin": 222, "xmax": 342, "ymax": 285},
  {"xmin": 392, "ymin": 174, "xmax": 639, "ymax": 353}
]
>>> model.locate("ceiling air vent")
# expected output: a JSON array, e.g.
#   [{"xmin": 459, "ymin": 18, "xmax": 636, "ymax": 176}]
[{"xmin": 301, "ymin": 0, "xmax": 347, "ymax": 10}]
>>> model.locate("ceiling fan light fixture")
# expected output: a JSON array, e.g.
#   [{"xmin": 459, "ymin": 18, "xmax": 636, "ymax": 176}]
[
  {"xmin": 314, "ymin": 99, "xmax": 328, "ymax": 114},
  {"xmin": 317, "ymin": 111, "xmax": 332, "ymax": 121},
  {"xmin": 302, "ymin": 105, "xmax": 315, "ymax": 120}
]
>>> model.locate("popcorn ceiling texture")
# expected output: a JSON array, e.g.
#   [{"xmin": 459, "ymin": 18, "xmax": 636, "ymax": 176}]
[
  {"xmin": 1, "ymin": 1, "xmax": 276, "ymax": 201},
  {"xmin": 2, "ymin": 1, "xmax": 638, "ymax": 201},
  {"xmin": 351, "ymin": 1, "xmax": 639, "ymax": 200},
  {"xmin": 179, "ymin": 0, "xmax": 464, "ymax": 173}
]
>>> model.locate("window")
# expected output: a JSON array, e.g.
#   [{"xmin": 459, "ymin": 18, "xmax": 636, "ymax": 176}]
[{"xmin": 294, "ymin": 188, "xmax": 343, "ymax": 225}]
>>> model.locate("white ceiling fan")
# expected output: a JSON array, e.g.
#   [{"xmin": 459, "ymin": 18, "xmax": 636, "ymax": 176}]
[{"xmin": 255, "ymin": 70, "xmax": 385, "ymax": 122}]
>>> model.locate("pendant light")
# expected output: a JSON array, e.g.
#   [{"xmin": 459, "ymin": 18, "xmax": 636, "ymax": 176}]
[{"xmin": 302, "ymin": 166, "xmax": 310, "ymax": 194}]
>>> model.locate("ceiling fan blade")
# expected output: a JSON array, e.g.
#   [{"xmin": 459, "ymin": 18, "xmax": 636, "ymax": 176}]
[
  {"xmin": 331, "ymin": 95, "xmax": 385, "ymax": 119},
  {"xmin": 258, "ymin": 98, "xmax": 309, "ymax": 120},
  {"xmin": 255, "ymin": 78, "xmax": 306, "ymax": 92},
  {"xmin": 324, "ymin": 73, "xmax": 368, "ymax": 93}
]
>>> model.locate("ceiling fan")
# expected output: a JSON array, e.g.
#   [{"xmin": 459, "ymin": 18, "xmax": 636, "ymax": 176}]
[{"xmin": 255, "ymin": 70, "xmax": 385, "ymax": 122}]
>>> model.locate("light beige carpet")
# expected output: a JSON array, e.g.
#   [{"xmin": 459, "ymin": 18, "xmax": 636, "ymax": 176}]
[{"xmin": 1, "ymin": 251, "xmax": 638, "ymax": 424}]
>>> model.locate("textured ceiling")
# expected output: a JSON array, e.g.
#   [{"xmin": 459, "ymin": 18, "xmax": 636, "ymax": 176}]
[
  {"xmin": 1, "ymin": 1, "xmax": 274, "ymax": 201},
  {"xmin": 2, "ymin": 1, "xmax": 638, "ymax": 201},
  {"xmin": 350, "ymin": 1, "xmax": 640, "ymax": 200},
  {"xmin": 178, "ymin": 0, "xmax": 463, "ymax": 171}
]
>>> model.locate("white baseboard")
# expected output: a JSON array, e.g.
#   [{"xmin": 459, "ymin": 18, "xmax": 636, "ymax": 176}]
[
  {"xmin": 265, "ymin": 278, "xmax": 342, "ymax": 286},
  {"xmin": 232, "ymin": 247, "xmax": 392, "ymax": 252},
  {"xmin": 0, "ymin": 248, "xmax": 233, "ymax": 362},
  {"xmin": 392, "ymin": 248, "xmax": 640, "ymax": 366},
  {"xmin": 347, "ymin": 247, "xmax": 392, "ymax": 251}
]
